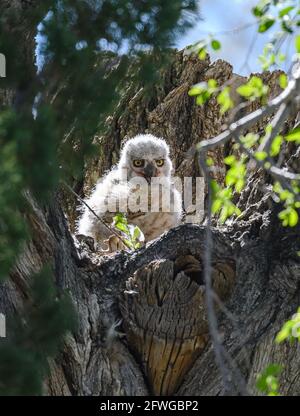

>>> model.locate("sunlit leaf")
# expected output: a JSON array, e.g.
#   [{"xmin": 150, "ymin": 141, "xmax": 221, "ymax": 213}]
[
  {"xmin": 279, "ymin": 73, "xmax": 288, "ymax": 89},
  {"xmin": 258, "ymin": 16, "xmax": 275, "ymax": 33},
  {"xmin": 296, "ymin": 34, "xmax": 300, "ymax": 53},
  {"xmin": 255, "ymin": 151, "xmax": 268, "ymax": 161},
  {"xmin": 211, "ymin": 39, "xmax": 221, "ymax": 50},
  {"xmin": 224, "ymin": 155, "xmax": 236, "ymax": 165},
  {"xmin": 289, "ymin": 208, "xmax": 299, "ymax": 227},
  {"xmin": 256, "ymin": 364, "xmax": 282, "ymax": 396},
  {"xmin": 285, "ymin": 127, "xmax": 300, "ymax": 143},
  {"xmin": 199, "ymin": 48, "xmax": 207, "ymax": 60},
  {"xmin": 270, "ymin": 135, "xmax": 283, "ymax": 157},
  {"xmin": 217, "ymin": 87, "xmax": 234, "ymax": 114},
  {"xmin": 279, "ymin": 6, "xmax": 294, "ymax": 18}
]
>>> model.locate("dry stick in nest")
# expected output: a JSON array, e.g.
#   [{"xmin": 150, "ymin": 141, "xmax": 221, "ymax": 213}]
[{"xmin": 62, "ymin": 180, "xmax": 132, "ymax": 251}]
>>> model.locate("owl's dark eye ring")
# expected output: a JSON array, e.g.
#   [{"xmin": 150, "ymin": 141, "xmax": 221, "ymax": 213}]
[
  {"xmin": 156, "ymin": 159, "xmax": 165, "ymax": 167},
  {"xmin": 133, "ymin": 159, "xmax": 145, "ymax": 168}
]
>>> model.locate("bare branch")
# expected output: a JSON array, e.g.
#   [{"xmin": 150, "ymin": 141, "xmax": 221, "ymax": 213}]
[
  {"xmin": 233, "ymin": 133, "xmax": 300, "ymax": 199},
  {"xmin": 199, "ymin": 64, "xmax": 300, "ymax": 153},
  {"xmin": 257, "ymin": 102, "xmax": 291, "ymax": 154},
  {"xmin": 198, "ymin": 152, "xmax": 248, "ymax": 395}
]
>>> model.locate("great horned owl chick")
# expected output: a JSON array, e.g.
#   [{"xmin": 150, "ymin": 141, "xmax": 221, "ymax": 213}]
[{"xmin": 78, "ymin": 134, "xmax": 182, "ymax": 251}]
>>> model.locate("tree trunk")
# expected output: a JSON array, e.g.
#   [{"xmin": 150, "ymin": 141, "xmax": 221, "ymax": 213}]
[
  {"xmin": 4, "ymin": 183, "xmax": 300, "ymax": 396},
  {"xmin": 1, "ymin": 4, "xmax": 300, "ymax": 395}
]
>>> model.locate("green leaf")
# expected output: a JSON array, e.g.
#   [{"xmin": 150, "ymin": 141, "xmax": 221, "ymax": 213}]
[
  {"xmin": 224, "ymin": 155, "xmax": 236, "ymax": 165},
  {"xmin": 207, "ymin": 78, "xmax": 218, "ymax": 91},
  {"xmin": 240, "ymin": 133, "xmax": 259, "ymax": 148},
  {"xmin": 276, "ymin": 326, "xmax": 291, "ymax": 343},
  {"xmin": 236, "ymin": 85, "xmax": 253, "ymax": 98},
  {"xmin": 133, "ymin": 226, "xmax": 141, "ymax": 240},
  {"xmin": 212, "ymin": 198, "xmax": 222, "ymax": 214},
  {"xmin": 253, "ymin": 6, "xmax": 264, "ymax": 17},
  {"xmin": 188, "ymin": 82, "xmax": 207, "ymax": 96},
  {"xmin": 196, "ymin": 92, "xmax": 210, "ymax": 105},
  {"xmin": 281, "ymin": 19, "xmax": 293, "ymax": 33},
  {"xmin": 256, "ymin": 364, "xmax": 282, "ymax": 395},
  {"xmin": 220, "ymin": 206, "xmax": 229, "ymax": 223},
  {"xmin": 252, "ymin": 0, "xmax": 271, "ymax": 17},
  {"xmin": 211, "ymin": 39, "xmax": 221, "ymax": 50},
  {"xmin": 113, "ymin": 213, "xmax": 127, "ymax": 224},
  {"xmin": 278, "ymin": 207, "xmax": 299, "ymax": 227},
  {"xmin": 235, "ymin": 206, "xmax": 241, "ymax": 216},
  {"xmin": 113, "ymin": 214, "xmax": 144, "ymax": 250},
  {"xmin": 276, "ymin": 310, "xmax": 300, "ymax": 344},
  {"xmin": 114, "ymin": 222, "xmax": 129, "ymax": 233},
  {"xmin": 289, "ymin": 208, "xmax": 299, "ymax": 227},
  {"xmin": 236, "ymin": 76, "xmax": 268, "ymax": 100},
  {"xmin": 124, "ymin": 238, "xmax": 134, "ymax": 249},
  {"xmin": 198, "ymin": 48, "xmax": 207, "ymax": 60},
  {"xmin": 255, "ymin": 151, "xmax": 268, "ymax": 161},
  {"xmin": 279, "ymin": 73, "xmax": 288, "ymax": 89},
  {"xmin": 296, "ymin": 35, "xmax": 300, "ymax": 53},
  {"xmin": 211, "ymin": 180, "xmax": 220, "ymax": 194},
  {"xmin": 206, "ymin": 157, "xmax": 214, "ymax": 167},
  {"xmin": 217, "ymin": 87, "xmax": 233, "ymax": 114},
  {"xmin": 235, "ymin": 179, "xmax": 245, "ymax": 193},
  {"xmin": 270, "ymin": 135, "xmax": 283, "ymax": 157},
  {"xmin": 279, "ymin": 6, "xmax": 294, "ymax": 18},
  {"xmin": 285, "ymin": 127, "xmax": 300, "ymax": 143},
  {"xmin": 258, "ymin": 16, "xmax": 275, "ymax": 33}
]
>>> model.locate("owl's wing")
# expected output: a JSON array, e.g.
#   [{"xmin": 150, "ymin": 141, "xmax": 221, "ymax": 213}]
[{"xmin": 78, "ymin": 170, "xmax": 129, "ymax": 236}]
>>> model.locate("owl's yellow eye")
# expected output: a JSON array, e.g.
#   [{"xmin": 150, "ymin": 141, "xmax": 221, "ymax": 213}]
[
  {"xmin": 133, "ymin": 159, "xmax": 144, "ymax": 168},
  {"xmin": 156, "ymin": 159, "xmax": 165, "ymax": 167}
]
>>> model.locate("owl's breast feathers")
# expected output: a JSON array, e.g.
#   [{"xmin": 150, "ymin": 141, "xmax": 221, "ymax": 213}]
[{"xmin": 125, "ymin": 182, "xmax": 182, "ymax": 242}]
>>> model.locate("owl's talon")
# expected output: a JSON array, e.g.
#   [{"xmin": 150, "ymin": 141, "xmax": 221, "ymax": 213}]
[{"xmin": 103, "ymin": 235, "xmax": 127, "ymax": 253}]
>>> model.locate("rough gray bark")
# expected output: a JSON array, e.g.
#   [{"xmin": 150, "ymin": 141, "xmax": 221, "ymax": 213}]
[{"xmin": 3, "ymin": 185, "xmax": 300, "ymax": 396}]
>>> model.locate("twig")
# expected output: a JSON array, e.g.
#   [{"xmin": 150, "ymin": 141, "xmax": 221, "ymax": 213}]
[
  {"xmin": 200, "ymin": 66, "xmax": 300, "ymax": 150},
  {"xmin": 61, "ymin": 180, "xmax": 131, "ymax": 250},
  {"xmin": 196, "ymin": 22, "xmax": 257, "ymax": 37},
  {"xmin": 195, "ymin": 62, "xmax": 300, "ymax": 396},
  {"xmin": 221, "ymin": 346, "xmax": 249, "ymax": 396},
  {"xmin": 198, "ymin": 151, "xmax": 233, "ymax": 394},
  {"xmin": 199, "ymin": 63, "xmax": 300, "ymax": 186},
  {"xmin": 212, "ymin": 291, "xmax": 252, "ymax": 381},
  {"xmin": 257, "ymin": 102, "xmax": 291, "ymax": 154},
  {"xmin": 233, "ymin": 133, "xmax": 300, "ymax": 200},
  {"xmin": 239, "ymin": 29, "xmax": 258, "ymax": 74},
  {"xmin": 199, "ymin": 151, "xmax": 251, "ymax": 395},
  {"xmin": 199, "ymin": 63, "xmax": 300, "ymax": 153}
]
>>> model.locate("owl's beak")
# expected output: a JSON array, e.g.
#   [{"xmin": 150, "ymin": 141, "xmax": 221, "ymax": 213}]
[{"xmin": 143, "ymin": 163, "xmax": 157, "ymax": 182}]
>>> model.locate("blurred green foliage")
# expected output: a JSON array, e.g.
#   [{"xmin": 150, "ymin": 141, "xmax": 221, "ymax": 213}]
[
  {"xmin": 0, "ymin": 0, "xmax": 199, "ymax": 395},
  {"xmin": 0, "ymin": 0, "xmax": 198, "ymax": 278},
  {"xmin": 256, "ymin": 364, "xmax": 282, "ymax": 396},
  {"xmin": 0, "ymin": 267, "xmax": 77, "ymax": 395},
  {"xmin": 188, "ymin": 1, "xmax": 300, "ymax": 395},
  {"xmin": 276, "ymin": 307, "xmax": 300, "ymax": 343},
  {"xmin": 189, "ymin": 11, "xmax": 300, "ymax": 226}
]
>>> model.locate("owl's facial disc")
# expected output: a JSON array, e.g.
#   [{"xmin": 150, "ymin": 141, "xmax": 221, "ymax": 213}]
[{"xmin": 131, "ymin": 160, "xmax": 160, "ymax": 183}]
